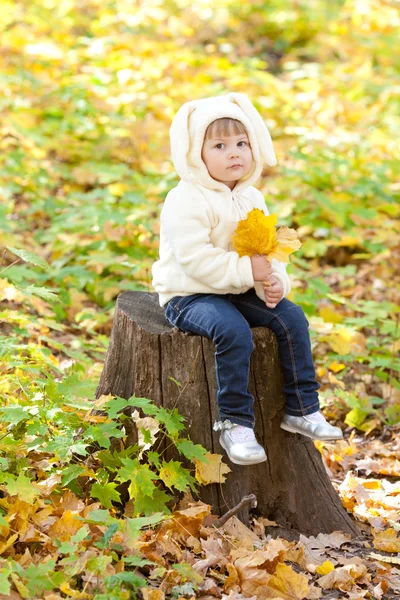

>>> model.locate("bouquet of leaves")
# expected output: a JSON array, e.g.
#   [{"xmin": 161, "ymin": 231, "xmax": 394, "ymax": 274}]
[{"xmin": 231, "ymin": 208, "xmax": 302, "ymax": 302}]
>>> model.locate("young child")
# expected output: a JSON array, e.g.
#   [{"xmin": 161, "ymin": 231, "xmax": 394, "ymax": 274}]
[{"xmin": 152, "ymin": 92, "xmax": 343, "ymax": 466}]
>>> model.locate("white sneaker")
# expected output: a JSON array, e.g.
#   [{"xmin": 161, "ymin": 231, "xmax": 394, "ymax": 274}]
[
  {"xmin": 214, "ymin": 421, "xmax": 267, "ymax": 465},
  {"xmin": 280, "ymin": 411, "xmax": 343, "ymax": 441}
]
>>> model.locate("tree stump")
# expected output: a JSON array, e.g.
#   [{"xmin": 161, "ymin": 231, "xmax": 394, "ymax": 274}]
[{"xmin": 96, "ymin": 291, "xmax": 359, "ymax": 537}]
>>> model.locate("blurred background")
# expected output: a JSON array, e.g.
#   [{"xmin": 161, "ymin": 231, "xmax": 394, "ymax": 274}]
[{"xmin": 1, "ymin": 0, "xmax": 399, "ymax": 442}]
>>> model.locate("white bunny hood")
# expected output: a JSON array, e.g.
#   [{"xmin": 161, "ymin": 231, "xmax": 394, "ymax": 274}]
[{"xmin": 169, "ymin": 92, "xmax": 277, "ymax": 194}]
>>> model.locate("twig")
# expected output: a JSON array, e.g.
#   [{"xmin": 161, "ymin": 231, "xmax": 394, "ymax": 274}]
[{"xmin": 213, "ymin": 494, "xmax": 257, "ymax": 528}]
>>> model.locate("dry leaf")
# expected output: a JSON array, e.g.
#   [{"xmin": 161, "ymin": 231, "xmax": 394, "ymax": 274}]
[
  {"xmin": 132, "ymin": 412, "xmax": 160, "ymax": 457},
  {"xmin": 194, "ymin": 453, "xmax": 231, "ymax": 484},
  {"xmin": 48, "ymin": 510, "xmax": 84, "ymax": 541},
  {"xmin": 373, "ymin": 528, "xmax": 400, "ymax": 553},
  {"xmin": 37, "ymin": 473, "xmax": 62, "ymax": 496},
  {"xmin": 221, "ymin": 516, "xmax": 263, "ymax": 547},
  {"xmin": 370, "ymin": 552, "xmax": 400, "ymax": 565},
  {"xmin": 260, "ymin": 563, "xmax": 310, "ymax": 599},
  {"xmin": 141, "ymin": 589, "xmax": 165, "ymax": 600},
  {"xmin": 317, "ymin": 563, "xmax": 369, "ymax": 591}
]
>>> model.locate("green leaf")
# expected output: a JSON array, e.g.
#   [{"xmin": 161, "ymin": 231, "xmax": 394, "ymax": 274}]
[
  {"xmin": 61, "ymin": 464, "xmax": 86, "ymax": 486},
  {"xmin": 123, "ymin": 556, "xmax": 157, "ymax": 567},
  {"xmin": 17, "ymin": 284, "xmax": 60, "ymax": 303},
  {"xmin": 171, "ymin": 583, "xmax": 197, "ymax": 598},
  {"xmin": 127, "ymin": 460, "xmax": 159, "ymax": 499},
  {"xmin": 86, "ymin": 555, "xmax": 113, "ymax": 572},
  {"xmin": 146, "ymin": 451, "xmax": 161, "ymax": 469},
  {"xmin": 0, "ymin": 405, "xmax": 29, "ymax": 426},
  {"xmin": 156, "ymin": 407, "xmax": 185, "ymax": 437},
  {"xmin": 175, "ymin": 438, "xmax": 208, "ymax": 462},
  {"xmin": 25, "ymin": 560, "xmax": 65, "ymax": 595},
  {"xmin": 7, "ymin": 247, "xmax": 51, "ymax": 272},
  {"xmin": 125, "ymin": 513, "xmax": 165, "ymax": 543},
  {"xmin": 344, "ymin": 408, "xmax": 370, "ymax": 429},
  {"xmin": 5, "ymin": 472, "xmax": 39, "ymax": 503},
  {"xmin": 116, "ymin": 457, "xmax": 142, "ymax": 483},
  {"xmin": 0, "ymin": 515, "xmax": 8, "ymax": 528},
  {"xmin": 97, "ymin": 446, "xmax": 138, "ymax": 469},
  {"xmin": 0, "ymin": 569, "xmax": 11, "ymax": 595},
  {"xmin": 104, "ymin": 571, "xmax": 146, "ymax": 589},
  {"xmin": 57, "ymin": 373, "xmax": 97, "ymax": 399},
  {"xmin": 91, "ymin": 482, "xmax": 121, "ymax": 509},
  {"xmin": 83, "ymin": 509, "xmax": 119, "ymax": 526},
  {"xmin": 69, "ymin": 441, "xmax": 89, "ymax": 456},
  {"xmin": 87, "ymin": 421, "xmax": 124, "ymax": 449},
  {"xmin": 159, "ymin": 460, "xmax": 197, "ymax": 492},
  {"xmin": 132, "ymin": 488, "xmax": 171, "ymax": 517}
]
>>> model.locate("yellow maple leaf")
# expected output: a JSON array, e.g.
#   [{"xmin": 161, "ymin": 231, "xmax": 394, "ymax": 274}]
[
  {"xmin": 48, "ymin": 510, "xmax": 84, "ymax": 541},
  {"xmin": 231, "ymin": 209, "xmax": 302, "ymax": 263},
  {"xmin": 262, "ymin": 562, "xmax": 310, "ymax": 599},
  {"xmin": 194, "ymin": 453, "xmax": 231, "ymax": 484}
]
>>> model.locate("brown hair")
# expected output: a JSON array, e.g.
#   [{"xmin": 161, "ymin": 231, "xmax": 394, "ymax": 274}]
[{"xmin": 203, "ymin": 118, "xmax": 248, "ymax": 141}]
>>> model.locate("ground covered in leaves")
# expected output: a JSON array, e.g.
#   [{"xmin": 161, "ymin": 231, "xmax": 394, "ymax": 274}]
[{"xmin": 1, "ymin": 0, "xmax": 400, "ymax": 598}]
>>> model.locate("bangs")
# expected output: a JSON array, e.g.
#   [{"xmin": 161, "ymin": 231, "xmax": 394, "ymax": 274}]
[{"xmin": 204, "ymin": 118, "xmax": 248, "ymax": 141}]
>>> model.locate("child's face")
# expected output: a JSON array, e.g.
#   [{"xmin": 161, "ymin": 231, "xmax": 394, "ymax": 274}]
[{"xmin": 201, "ymin": 132, "xmax": 253, "ymax": 190}]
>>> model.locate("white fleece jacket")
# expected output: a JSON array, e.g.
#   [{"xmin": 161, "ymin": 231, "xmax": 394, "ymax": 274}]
[{"xmin": 151, "ymin": 92, "xmax": 291, "ymax": 307}]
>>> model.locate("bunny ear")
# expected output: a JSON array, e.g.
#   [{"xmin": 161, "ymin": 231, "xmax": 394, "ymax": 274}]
[
  {"xmin": 226, "ymin": 92, "xmax": 277, "ymax": 166},
  {"xmin": 169, "ymin": 100, "xmax": 197, "ymax": 178}
]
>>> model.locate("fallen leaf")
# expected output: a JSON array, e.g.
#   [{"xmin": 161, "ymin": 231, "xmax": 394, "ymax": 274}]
[
  {"xmin": 260, "ymin": 563, "xmax": 310, "ymax": 599},
  {"xmin": 194, "ymin": 453, "xmax": 231, "ymax": 484},
  {"xmin": 141, "ymin": 589, "xmax": 165, "ymax": 600},
  {"xmin": 48, "ymin": 510, "xmax": 84, "ymax": 541},
  {"xmin": 370, "ymin": 552, "xmax": 400, "ymax": 565},
  {"xmin": 373, "ymin": 528, "xmax": 400, "ymax": 553},
  {"xmin": 316, "ymin": 560, "xmax": 335, "ymax": 575},
  {"xmin": 317, "ymin": 563, "xmax": 369, "ymax": 591}
]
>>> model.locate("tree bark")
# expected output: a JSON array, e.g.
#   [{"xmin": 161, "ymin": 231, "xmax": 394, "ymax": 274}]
[{"xmin": 96, "ymin": 291, "xmax": 359, "ymax": 537}]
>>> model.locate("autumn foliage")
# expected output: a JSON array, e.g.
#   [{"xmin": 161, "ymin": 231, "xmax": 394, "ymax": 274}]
[{"xmin": 0, "ymin": 0, "xmax": 400, "ymax": 597}]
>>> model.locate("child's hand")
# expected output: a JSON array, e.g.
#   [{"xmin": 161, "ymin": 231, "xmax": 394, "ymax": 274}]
[
  {"xmin": 250, "ymin": 254, "xmax": 273, "ymax": 282},
  {"xmin": 263, "ymin": 276, "xmax": 284, "ymax": 309}
]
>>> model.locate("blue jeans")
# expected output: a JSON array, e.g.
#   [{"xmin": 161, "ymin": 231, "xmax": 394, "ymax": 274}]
[{"xmin": 164, "ymin": 289, "xmax": 320, "ymax": 428}]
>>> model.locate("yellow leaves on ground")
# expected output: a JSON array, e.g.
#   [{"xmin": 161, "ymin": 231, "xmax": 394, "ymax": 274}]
[
  {"xmin": 317, "ymin": 563, "xmax": 369, "ymax": 591},
  {"xmin": 263, "ymin": 563, "xmax": 311, "ymax": 599},
  {"xmin": 325, "ymin": 327, "xmax": 367, "ymax": 355},
  {"xmin": 48, "ymin": 510, "xmax": 84, "ymax": 541},
  {"xmin": 231, "ymin": 209, "xmax": 302, "ymax": 263},
  {"xmin": 158, "ymin": 502, "xmax": 211, "ymax": 542},
  {"xmin": 373, "ymin": 528, "xmax": 400, "ymax": 553},
  {"xmin": 141, "ymin": 589, "xmax": 165, "ymax": 600},
  {"xmin": 194, "ymin": 453, "xmax": 231, "ymax": 484},
  {"xmin": 0, "ymin": 533, "xmax": 19, "ymax": 556},
  {"xmin": 319, "ymin": 306, "xmax": 344, "ymax": 324},
  {"xmin": 226, "ymin": 549, "xmax": 310, "ymax": 599}
]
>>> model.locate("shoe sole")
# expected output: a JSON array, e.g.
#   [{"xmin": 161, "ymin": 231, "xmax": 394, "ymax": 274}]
[
  {"xmin": 280, "ymin": 423, "xmax": 344, "ymax": 441},
  {"xmin": 219, "ymin": 437, "xmax": 267, "ymax": 466}
]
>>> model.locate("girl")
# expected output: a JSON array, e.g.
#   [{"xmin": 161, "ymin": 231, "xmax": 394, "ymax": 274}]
[{"xmin": 152, "ymin": 92, "xmax": 343, "ymax": 466}]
